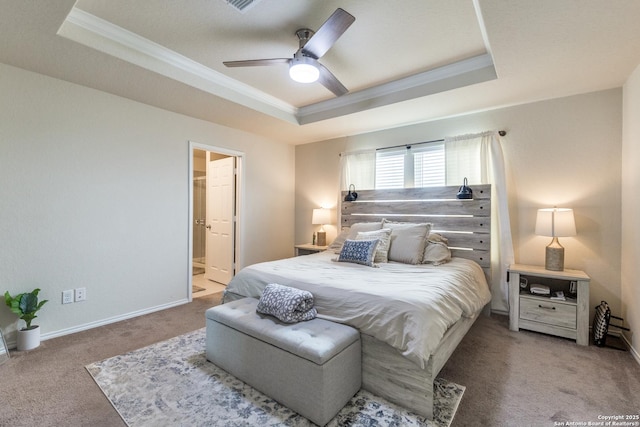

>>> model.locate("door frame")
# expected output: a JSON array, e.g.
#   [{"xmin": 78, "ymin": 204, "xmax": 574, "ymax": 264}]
[{"xmin": 188, "ymin": 140, "xmax": 244, "ymax": 300}]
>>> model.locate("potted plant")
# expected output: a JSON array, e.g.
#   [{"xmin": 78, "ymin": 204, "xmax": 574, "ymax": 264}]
[{"xmin": 4, "ymin": 288, "xmax": 48, "ymax": 351}]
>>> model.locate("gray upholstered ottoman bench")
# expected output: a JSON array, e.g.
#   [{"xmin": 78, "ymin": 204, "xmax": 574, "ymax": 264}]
[{"xmin": 205, "ymin": 297, "xmax": 361, "ymax": 426}]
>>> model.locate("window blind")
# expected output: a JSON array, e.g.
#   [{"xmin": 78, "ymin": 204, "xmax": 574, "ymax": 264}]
[
  {"xmin": 375, "ymin": 150, "xmax": 404, "ymax": 189},
  {"xmin": 374, "ymin": 142, "xmax": 445, "ymax": 189},
  {"xmin": 413, "ymin": 142, "xmax": 445, "ymax": 187}
]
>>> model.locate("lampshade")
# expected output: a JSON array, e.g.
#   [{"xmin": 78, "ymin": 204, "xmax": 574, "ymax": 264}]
[
  {"xmin": 312, "ymin": 208, "xmax": 331, "ymax": 225},
  {"xmin": 289, "ymin": 56, "xmax": 319, "ymax": 83},
  {"xmin": 535, "ymin": 208, "xmax": 576, "ymax": 237}
]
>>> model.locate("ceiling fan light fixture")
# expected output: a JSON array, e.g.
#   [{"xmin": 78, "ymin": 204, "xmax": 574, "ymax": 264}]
[
  {"xmin": 223, "ymin": 8, "xmax": 354, "ymax": 95},
  {"xmin": 289, "ymin": 56, "xmax": 319, "ymax": 83}
]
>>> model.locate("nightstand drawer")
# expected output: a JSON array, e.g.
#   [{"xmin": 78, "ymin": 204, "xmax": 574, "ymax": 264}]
[{"xmin": 519, "ymin": 296, "xmax": 576, "ymax": 329}]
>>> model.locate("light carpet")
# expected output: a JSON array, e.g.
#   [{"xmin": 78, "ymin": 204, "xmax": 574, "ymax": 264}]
[{"xmin": 86, "ymin": 328, "xmax": 464, "ymax": 427}]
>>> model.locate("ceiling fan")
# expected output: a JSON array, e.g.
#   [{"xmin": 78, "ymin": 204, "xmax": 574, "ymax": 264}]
[{"xmin": 223, "ymin": 8, "xmax": 355, "ymax": 97}]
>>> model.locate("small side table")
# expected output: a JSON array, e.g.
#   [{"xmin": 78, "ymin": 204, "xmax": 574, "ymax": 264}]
[
  {"xmin": 508, "ymin": 264, "xmax": 590, "ymax": 346},
  {"xmin": 295, "ymin": 244, "xmax": 328, "ymax": 256}
]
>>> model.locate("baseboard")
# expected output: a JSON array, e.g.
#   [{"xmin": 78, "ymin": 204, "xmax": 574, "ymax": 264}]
[
  {"xmin": 586, "ymin": 328, "xmax": 639, "ymax": 366},
  {"xmin": 620, "ymin": 332, "xmax": 640, "ymax": 366},
  {"xmin": 6, "ymin": 298, "xmax": 190, "ymax": 349}
]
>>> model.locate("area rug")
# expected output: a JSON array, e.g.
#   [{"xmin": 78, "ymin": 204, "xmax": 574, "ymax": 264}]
[{"xmin": 86, "ymin": 328, "xmax": 464, "ymax": 427}]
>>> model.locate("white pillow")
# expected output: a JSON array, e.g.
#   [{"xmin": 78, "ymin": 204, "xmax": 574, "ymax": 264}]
[
  {"xmin": 423, "ymin": 233, "xmax": 452, "ymax": 265},
  {"xmin": 356, "ymin": 228, "xmax": 393, "ymax": 263},
  {"xmin": 382, "ymin": 221, "xmax": 431, "ymax": 264},
  {"xmin": 347, "ymin": 221, "xmax": 383, "ymax": 239},
  {"xmin": 330, "ymin": 221, "xmax": 383, "ymax": 253}
]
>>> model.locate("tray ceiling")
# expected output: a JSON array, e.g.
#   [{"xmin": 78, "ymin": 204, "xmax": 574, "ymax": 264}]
[{"xmin": 2, "ymin": 0, "xmax": 640, "ymax": 144}]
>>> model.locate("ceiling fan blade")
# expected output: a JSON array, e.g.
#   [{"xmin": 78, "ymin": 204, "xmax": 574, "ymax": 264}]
[
  {"xmin": 316, "ymin": 62, "xmax": 348, "ymax": 97},
  {"xmin": 223, "ymin": 58, "xmax": 290, "ymax": 67},
  {"xmin": 301, "ymin": 8, "xmax": 355, "ymax": 59}
]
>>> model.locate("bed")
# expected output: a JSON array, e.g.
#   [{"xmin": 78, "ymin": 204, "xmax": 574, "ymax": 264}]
[{"xmin": 223, "ymin": 185, "xmax": 492, "ymax": 419}]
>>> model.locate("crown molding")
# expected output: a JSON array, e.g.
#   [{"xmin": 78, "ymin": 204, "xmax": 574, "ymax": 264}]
[
  {"xmin": 57, "ymin": 7, "xmax": 497, "ymax": 128},
  {"xmin": 296, "ymin": 54, "xmax": 496, "ymax": 124},
  {"xmin": 58, "ymin": 8, "xmax": 299, "ymax": 124}
]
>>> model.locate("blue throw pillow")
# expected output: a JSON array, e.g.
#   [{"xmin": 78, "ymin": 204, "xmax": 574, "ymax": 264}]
[{"xmin": 337, "ymin": 239, "xmax": 380, "ymax": 267}]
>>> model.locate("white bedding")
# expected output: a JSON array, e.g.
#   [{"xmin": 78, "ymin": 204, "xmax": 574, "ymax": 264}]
[{"xmin": 224, "ymin": 251, "xmax": 491, "ymax": 369}]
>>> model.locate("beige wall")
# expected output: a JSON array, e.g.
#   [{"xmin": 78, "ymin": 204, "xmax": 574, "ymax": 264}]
[
  {"xmin": 295, "ymin": 137, "xmax": 346, "ymax": 246},
  {"xmin": 0, "ymin": 63, "xmax": 295, "ymax": 344},
  {"xmin": 296, "ymin": 89, "xmax": 622, "ymax": 323},
  {"xmin": 622, "ymin": 64, "xmax": 640, "ymax": 358}
]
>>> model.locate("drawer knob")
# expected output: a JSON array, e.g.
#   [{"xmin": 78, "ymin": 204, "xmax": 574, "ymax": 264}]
[{"xmin": 538, "ymin": 304, "xmax": 556, "ymax": 310}]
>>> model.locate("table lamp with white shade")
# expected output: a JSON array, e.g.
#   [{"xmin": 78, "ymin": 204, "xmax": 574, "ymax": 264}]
[
  {"xmin": 535, "ymin": 207, "xmax": 576, "ymax": 271},
  {"xmin": 312, "ymin": 208, "xmax": 331, "ymax": 246}
]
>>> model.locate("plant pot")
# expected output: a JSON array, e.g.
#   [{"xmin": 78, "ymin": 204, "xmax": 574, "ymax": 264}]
[{"xmin": 17, "ymin": 326, "xmax": 40, "ymax": 351}]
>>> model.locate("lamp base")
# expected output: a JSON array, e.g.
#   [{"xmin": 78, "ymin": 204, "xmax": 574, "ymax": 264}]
[
  {"xmin": 545, "ymin": 237, "xmax": 565, "ymax": 271},
  {"xmin": 316, "ymin": 231, "xmax": 326, "ymax": 247}
]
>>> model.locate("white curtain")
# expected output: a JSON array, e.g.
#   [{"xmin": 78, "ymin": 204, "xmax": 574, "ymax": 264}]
[
  {"xmin": 340, "ymin": 150, "xmax": 376, "ymax": 191},
  {"xmin": 445, "ymin": 131, "xmax": 514, "ymax": 312},
  {"xmin": 338, "ymin": 150, "xmax": 376, "ymax": 231}
]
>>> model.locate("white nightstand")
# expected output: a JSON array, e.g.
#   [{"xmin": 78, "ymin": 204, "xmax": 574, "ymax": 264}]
[
  {"xmin": 508, "ymin": 264, "xmax": 590, "ymax": 346},
  {"xmin": 295, "ymin": 244, "xmax": 328, "ymax": 256}
]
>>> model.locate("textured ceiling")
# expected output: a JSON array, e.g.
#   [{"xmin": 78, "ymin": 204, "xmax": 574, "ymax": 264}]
[{"xmin": 2, "ymin": 0, "xmax": 640, "ymax": 144}]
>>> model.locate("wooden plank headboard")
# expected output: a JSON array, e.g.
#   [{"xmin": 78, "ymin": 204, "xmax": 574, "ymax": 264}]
[{"xmin": 340, "ymin": 184, "xmax": 492, "ymax": 276}]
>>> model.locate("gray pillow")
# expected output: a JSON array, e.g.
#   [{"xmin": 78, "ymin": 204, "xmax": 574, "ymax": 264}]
[
  {"xmin": 422, "ymin": 233, "xmax": 452, "ymax": 265},
  {"xmin": 328, "ymin": 229, "xmax": 350, "ymax": 252},
  {"xmin": 382, "ymin": 221, "xmax": 431, "ymax": 264},
  {"xmin": 330, "ymin": 221, "xmax": 383, "ymax": 253}
]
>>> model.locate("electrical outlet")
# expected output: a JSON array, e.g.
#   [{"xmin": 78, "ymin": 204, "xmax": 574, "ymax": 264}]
[
  {"xmin": 75, "ymin": 287, "xmax": 86, "ymax": 302},
  {"xmin": 62, "ymin": 290, "xmax": 74, "ymax": 304}
]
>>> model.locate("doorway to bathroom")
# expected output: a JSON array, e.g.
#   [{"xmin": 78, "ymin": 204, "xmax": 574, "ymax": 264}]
[{"xmin": 189, "ymin": 141, "xmax": 243, "ymax": 300}]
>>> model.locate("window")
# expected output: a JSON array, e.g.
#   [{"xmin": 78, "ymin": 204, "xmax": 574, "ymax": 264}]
[
  {"xmin": 375, "ymin": 150, "xmax": 405, "ymax": 189},
  {"xmin": 375, "ymin": 142, "xmax": 445, "ymax": 189},
  {"xmin": 413, "ymin": 143, "xmax": 445, "ymax": 187}
]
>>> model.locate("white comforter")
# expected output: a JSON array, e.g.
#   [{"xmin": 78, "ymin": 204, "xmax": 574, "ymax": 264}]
[{"xmin": 224, "ymin": 251, "xmax": 491, "ymax": 369}]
